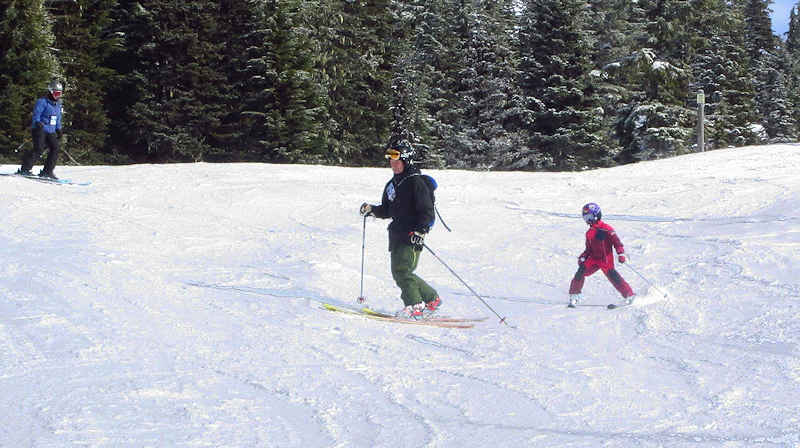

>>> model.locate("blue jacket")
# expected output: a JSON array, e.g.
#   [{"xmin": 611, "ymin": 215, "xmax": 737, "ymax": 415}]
[{"xmin": 31, "ymin": 97, "xmax": 62, "ymax": 134}]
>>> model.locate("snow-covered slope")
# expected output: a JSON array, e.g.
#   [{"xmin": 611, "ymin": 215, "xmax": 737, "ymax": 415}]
[{"xmin": 2, "ymin": 144, "xmax": 799, "ymax": 447}]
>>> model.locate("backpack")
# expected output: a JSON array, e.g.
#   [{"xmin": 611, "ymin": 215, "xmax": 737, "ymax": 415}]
[{"xmin": 421, "ymin": 174, "xmax": 451, "ymax": 232}]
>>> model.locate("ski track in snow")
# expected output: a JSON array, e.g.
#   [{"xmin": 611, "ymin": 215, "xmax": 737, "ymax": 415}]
[{"xmin": 2, "ymin": 146, "xmax": 800, "ymax": 447}]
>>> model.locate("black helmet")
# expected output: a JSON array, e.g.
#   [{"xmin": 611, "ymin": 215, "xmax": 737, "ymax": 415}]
[
  {"xmin": 385, "ymin": 138, "xmax": 417, "ymax": 164},
  {"xmin": 48, "ymin": 80, "xmax": 63, "ymax": 100}
]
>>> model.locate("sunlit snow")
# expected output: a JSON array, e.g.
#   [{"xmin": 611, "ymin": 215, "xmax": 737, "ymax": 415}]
[{"xmin": 2, "ymin": 144, "xmax": 799, "ymax": 447}]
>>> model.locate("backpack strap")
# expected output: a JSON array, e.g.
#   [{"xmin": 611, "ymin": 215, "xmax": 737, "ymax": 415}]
[{"xmin": 422, "ymin": 174, "xmax": 452, "ymax": 232}]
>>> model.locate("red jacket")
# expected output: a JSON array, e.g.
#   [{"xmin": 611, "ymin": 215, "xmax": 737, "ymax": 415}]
[{"xmin": 580, "ymin": 220, "xmax": 625, "ymax": 270}]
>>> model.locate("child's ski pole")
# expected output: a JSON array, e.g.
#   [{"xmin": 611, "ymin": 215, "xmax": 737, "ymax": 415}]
[{"xmin": 624, "ymin": 263, "xmax": 668, "ymax": 298}]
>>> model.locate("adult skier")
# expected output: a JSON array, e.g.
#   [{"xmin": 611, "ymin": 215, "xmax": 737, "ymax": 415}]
[
  {"xmin": 18, "ymin": 79, "xmax": 64, "ymax": 179},
  {"xmin": 359, "ymin": 139, "xmax": 441, "ymax": 318},
  {"xmin": 568, "ymin": 203, "xmax": 635, "ymax": 307}
]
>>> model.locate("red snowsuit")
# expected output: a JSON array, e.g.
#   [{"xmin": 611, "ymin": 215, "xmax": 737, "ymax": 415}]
[{"xmin": 569, "ymin": 220, "xmax": 634, "ymax": 298}]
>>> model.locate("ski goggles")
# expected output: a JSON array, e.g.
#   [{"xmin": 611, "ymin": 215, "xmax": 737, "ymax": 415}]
[
  {"xmin": 582, "ymin": 212, "xmax": 597, "ymax": 224},
  {"xmin": 385, "ymin": 149, "xmax": 402, "ymax": 160}
]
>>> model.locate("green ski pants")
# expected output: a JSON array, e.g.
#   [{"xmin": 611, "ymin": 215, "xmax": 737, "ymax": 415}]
[{"xmin": 391, "ymin": 244, "xmax": 438, "ymax": 306}]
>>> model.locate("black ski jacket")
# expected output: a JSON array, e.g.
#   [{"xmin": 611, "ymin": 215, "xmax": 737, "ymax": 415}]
[{"xmin": 372, "ymin": 165, "xmax": 435, "ymax": 251}]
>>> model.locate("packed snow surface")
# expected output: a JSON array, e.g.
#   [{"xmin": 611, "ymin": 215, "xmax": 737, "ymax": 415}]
[{"xmin": 2, "ymin": 144, "xmax": 799, "ymax": 447}]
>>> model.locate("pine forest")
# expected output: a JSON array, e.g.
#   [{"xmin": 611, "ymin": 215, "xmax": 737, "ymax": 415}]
[{"xmin": 1, "ymin": 0, "xmax": 799, "ymax": 170}]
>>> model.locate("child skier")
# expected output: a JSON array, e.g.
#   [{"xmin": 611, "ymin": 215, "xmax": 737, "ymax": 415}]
[{"xmin": 568, "ymin": 203, "xmax": 635, "ymax": 308}]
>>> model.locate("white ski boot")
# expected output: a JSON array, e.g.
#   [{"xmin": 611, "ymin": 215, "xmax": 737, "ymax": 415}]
[{"xmin": 397, "ymin": 302, "xmax": 425, "ymax": 318}]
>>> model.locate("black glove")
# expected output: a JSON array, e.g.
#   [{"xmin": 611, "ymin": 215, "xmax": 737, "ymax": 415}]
[
  {"xmin": 35, "ymin": 121, "xmax": 44, "ymax": 130},
  {"xmin": 359, "ymin": 203, "xmax": 374, "ymax": 217},
  {"xmin": 56, "ymin": 129, "xmax": 63, "ymax": 140},
  {"xmin": 409, "ymin": 231, "xmax": 425, "ymax": 249}
]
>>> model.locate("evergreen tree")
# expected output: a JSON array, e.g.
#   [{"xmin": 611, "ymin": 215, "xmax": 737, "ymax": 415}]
[
  {"xmin": 109, "ymin": 0, "xmax": 229, "ymax": 162},
  {"xmin": 690, "ymin": 0, "xmax": 759, "ymax": 148},
  {"xmin": 742, "ymin": 0, "xmax": 796, "ymax": 141},
  {"xmin": 790, "ymin": 6, "xmax": 800, "ymax": 54},
  {"xmin": 49, "ymin": 0, "xmax": 120, "ymax": 163},
  {"xmin": 588, "ymin": 0, "xmax": 633, "ymax": 66},
  {"xmin": 5, "ymin": 0, "xmax": 796, "ymax": 168},
  {"xmin": 310, "ymin": 0, "xmax": 396, "ymax": 165},
  {"xmin": 588, "ymin": 0, "xmax": 643, "ymax": 159},
  {"xmin": 214, "ymin": 0, "xmax": 265, "ymax": 161},
  {"xmin": 0, "ymin": 0, "xmax": 58, "ymax": 162},
  {"xmin": 382, "ymin": 0, "xmax": 437, "ymax": 167},
  {"xmin": 400, "ymin": 0, "xmax": 525, "ymax": 169},
  {"xmin": 397, "ymin": 0, "xmax": 464, "ymax": 167},
  {"xmin": 449, "ymin": 1, "xmax": 527, "ymax": 170},
  {"xmin": 787, "ymin": 6, "xmax": 800, "ymax": 136},
  {"xmin": 104, "ymin": 0, "xmax": 142, "ymax": 163},
  {"xmin": 610, "ymin": 0, "xmax": 694, "ymax": 162},
  {"xmin": 755, "ymin": 49, "xmax": 797, "ymax": 141},
  {"xmin": 239, "ymin": 0, "xmax": 329, "ymax": 163},
  {"xmin": 742, "ymin": 0, "xmax": 775, "ymax": 61},
  {"xmin": 518, "ymin": 0, "xmax": 609, "ymax": 170}
]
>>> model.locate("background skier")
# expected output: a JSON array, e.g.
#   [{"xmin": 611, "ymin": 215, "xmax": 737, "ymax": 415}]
[
  {"xmin": 568, "ymin": 203, "xmax": 635, "ymax": 307},
  {"xmin": 18, "ymin": 79, "xmax": 64, "ymax": 179},
  {"xmin": 360, "ymin": 139, "xmax": 441, "ymax": 317}
]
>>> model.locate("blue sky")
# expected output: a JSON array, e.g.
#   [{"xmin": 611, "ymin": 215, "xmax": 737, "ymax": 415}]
[{"xmin": 772, "ymin": 0, "xmax": 796, "ymax": 37}]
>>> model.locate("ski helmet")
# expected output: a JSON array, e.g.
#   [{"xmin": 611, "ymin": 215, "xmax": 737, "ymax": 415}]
[
  {"xmin": 385, "ymin": 138, "xmax": 417, "ymax": 164},
  {"xmin": 582, "ymin": 203, "xmax": 602, "ymax": 224},
  {"xmin": 48, "ymin": 80, "xmax": 63, "ymax": 100}
]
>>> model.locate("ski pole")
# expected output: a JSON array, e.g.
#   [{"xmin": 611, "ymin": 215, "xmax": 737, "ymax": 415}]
[
  {"xmin": 435, "ymin": 206, "xmax": 452, "ymax": 232},
  {"xmin": 623, "ymin": 263, "xmax": 668, "ymax": 298},
  {"xmin": 357, "ymin": 215, "xmax": 367, "ymax": 303},
  {"xmin": 423, "ymin": 243, "xmax": 513, "ymax": 327}
]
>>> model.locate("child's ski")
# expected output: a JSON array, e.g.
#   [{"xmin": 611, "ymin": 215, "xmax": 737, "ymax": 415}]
[
  {"xmin": 607, "ymin": 303, "xmax": 631, "ymax": 310},
  {"xmin": 607, "ymin": 299, "xmax": 635, "ymax": 309}
]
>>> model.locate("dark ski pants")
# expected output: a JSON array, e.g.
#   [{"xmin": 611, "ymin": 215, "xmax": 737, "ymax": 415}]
[
  {"xmin": 391, "ymin": 244, "xmax": 438, "ymax": 307},
  {"xmin": 22, "ymin": 127, "xmax": 59, "ymax": 174},
  {"xmin": 569, "ymin": 262, "xmax": 634, "ymax": 298}
]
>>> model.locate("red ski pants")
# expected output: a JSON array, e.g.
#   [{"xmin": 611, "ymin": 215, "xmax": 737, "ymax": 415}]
[{"xmin": 569, "ymin": 262, "xmax": 634, "ymax": 298}]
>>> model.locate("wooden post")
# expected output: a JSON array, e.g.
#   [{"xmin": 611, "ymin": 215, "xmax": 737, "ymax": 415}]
[{"xmin": 697, "ymin": 90, "xmax": 705, "ymax": 152}]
